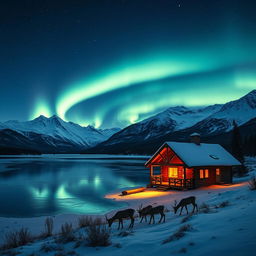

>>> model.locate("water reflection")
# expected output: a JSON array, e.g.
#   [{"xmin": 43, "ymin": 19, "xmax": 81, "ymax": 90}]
[{"xmin": 0, "ymin": 156, "xmax": 148, "ymax": 217}]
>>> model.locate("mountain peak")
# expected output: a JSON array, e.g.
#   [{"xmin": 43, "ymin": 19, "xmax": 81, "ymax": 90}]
[{"xmin": 33, "ymin": 115, "xmax": 48, "ymax": 122}]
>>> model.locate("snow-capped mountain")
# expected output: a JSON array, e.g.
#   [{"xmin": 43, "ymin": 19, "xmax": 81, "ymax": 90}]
[
  {"xmin": 0, "ymin": 115, "xmax": 120, "ymax": 153},
  {"xmin": 90, "ymin": 104, "xmax": 223, "ymax": 148},
  {"xmin": 185, "ymin": 90, "xmax": 256, "ymax": 136},
  {"xmin": 87, "ymin": 90, "xmax": 256, "ymax": 154}
]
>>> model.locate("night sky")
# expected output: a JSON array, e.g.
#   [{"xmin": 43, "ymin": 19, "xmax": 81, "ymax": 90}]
[{"xmin": 0, "ymin": 0, "xmax": 256, "ymax": 128}]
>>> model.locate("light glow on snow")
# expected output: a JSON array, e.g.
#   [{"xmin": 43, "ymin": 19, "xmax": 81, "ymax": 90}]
[{"xmin": 106, "ymin": 190, "xmax": 172, "ymax": 199}]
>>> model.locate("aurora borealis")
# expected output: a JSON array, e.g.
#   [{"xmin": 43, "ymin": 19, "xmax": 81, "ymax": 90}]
[{"xmin": 0, "ymin": 0, "xmax": 256, "ymax": 128}]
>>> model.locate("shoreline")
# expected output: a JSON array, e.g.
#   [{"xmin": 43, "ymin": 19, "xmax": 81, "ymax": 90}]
[{"xmin": 0, "ymin": 180, "xmax": 248, "ymax": 244}]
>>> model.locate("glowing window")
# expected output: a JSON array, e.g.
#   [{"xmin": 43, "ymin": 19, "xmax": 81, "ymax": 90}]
[
  {"xmin": 216, "ymin": 168, "xmax": 220, "ymax": 175},
  {"xmin": 200, "ymin": 169, "xmax": 204, "ymax": 179},
  {"xmin": 200, "ymin": 169, "xmax": 209, "ymax": 179},
  {"xmin": 205, "ymin": 169, "xmax": 209, "ymax": 178},
  {"xmin": 168, "ymin": 167, "xmax": 178, "ymax": 178}
]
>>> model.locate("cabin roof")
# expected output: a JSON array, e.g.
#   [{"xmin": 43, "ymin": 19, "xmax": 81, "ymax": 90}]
[{"xmin": 146, "ymin": 141, "xmax": 241, "ymax": 167}]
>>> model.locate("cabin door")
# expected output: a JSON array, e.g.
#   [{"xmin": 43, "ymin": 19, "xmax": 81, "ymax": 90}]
[{"xmin": 216, "ymin": 168, "xmax": 221, "ymax": 183}]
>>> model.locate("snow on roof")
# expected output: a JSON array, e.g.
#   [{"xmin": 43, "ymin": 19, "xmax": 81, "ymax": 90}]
[
  {"xmin": 190, "ymin": 132, "xmax": 200, "ymax": 137},
  {"xmin": 159, "ymin": 142, "xmax": 241, "ymax": 167}
]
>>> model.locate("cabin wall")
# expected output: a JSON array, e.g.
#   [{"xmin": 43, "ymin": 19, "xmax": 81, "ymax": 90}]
[
  {"xmin": 194, "ymin": 166, "xmax": 233, "ymax": 187},
  {"xmin": 185, "ymin": 168, "xmax": 193, "ymax": 179},
  {"xmin": 221, "ymin": 166, "xmax": 233, "ymax": 184},
  {"xmin": 194, "ymin": 167, "xmax": 216, "ymax": 188},
  {"xmin": 162, "ymin": 166, "xmax": 168, "ymax": 182}
]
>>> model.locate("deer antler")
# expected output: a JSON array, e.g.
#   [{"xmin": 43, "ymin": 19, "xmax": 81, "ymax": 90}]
[
  {"xmin": 172, "ymin": 200, "xmax": 177, "ymax": 208},
  {"xmin": 137, "ymin": 203, "xmax": 143, "ymax": 212}
]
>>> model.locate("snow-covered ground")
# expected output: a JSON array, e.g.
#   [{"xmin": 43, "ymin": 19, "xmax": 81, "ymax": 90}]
[{"xmin": 1, "ymin": 157, "xmax": 256, "ymax": 256}]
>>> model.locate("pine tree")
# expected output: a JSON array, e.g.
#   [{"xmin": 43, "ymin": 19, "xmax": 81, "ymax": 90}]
[
  {"xmin": 231, "ymin": 120, "xmax": 244, "ymax": 162},
  {"xmin": 231, "ymin": 121, "xmax": 246, "ymax": 176}
]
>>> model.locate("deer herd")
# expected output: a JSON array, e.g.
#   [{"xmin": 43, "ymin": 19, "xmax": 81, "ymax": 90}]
[{"xmin": 105, "ymin": 196, "xmax": 198, "ymax": 229}]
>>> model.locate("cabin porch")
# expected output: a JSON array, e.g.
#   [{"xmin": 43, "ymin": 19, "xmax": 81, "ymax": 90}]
[
  {"xmin": 150, "ymin": 175, "xmax": 194, "ymax": 189},
  {"xmin": 149, "ymin": 165, "xmax": 194, "ymax": 190}
]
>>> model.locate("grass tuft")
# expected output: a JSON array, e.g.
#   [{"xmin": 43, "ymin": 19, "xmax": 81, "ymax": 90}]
[
  {"xmin": 199, "ymin": 203, "xmax": 211, "ymax": 213},
  {"xmin": 162, "ymin": 224, "xmax": 193, "ymax": 244},
  {"xmin": 248, "ymin": 176, "xmax": 256, "ymax": 190},
  {"xmin": 45, "ymin": 217, "xmax": 54, "ymax": 237},
  {"xmin": 180, "ymin": 213, "xmax": 193, "ymax": 223},
  {"xmin": 1, "ymin": 228, "xmax": 32, "ymax": 249},
  {"xmin": 85, "ymin": 218, "xmax": 111, "ymax": 247},
  {"xmin": 56, "ymin": 222, "xmax": 76, "ymax": 243}
]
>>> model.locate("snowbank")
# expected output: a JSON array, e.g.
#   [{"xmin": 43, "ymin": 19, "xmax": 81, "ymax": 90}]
[{"xmin": 0, "ymin": 158, "xmax": 255, "ymax": 256}]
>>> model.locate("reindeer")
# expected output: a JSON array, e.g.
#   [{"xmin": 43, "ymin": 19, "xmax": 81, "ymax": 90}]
[
  {"xmin": 173, "ymin": 196, "xmax": 198, "ymax": 215},
  {"xmin": 137, "ymin": 204, "xmax": 153, "ymax": 223},
  {"xmin": 148, "ymin": 205, "xmax": 165, "ymax": 224},
  {"xmin": 105, "ymin": 208, "xmax": 135, "ymax": 229}
]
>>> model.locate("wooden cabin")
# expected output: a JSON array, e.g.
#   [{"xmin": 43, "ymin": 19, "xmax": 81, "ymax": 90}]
[{"xmin": 145, "ymin": 134, "xmax": 241, "ymax": 190}]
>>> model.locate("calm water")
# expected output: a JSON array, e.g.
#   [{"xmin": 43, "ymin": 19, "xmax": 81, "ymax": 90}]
[{"xmin": 0, "ymin": 155, "xmax": 149, "ymax": 217}]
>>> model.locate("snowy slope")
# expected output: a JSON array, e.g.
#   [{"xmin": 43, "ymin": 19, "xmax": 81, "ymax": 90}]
[
  {"xmin": 1, "ymin": 157, "xmax": 255, "ymax": 256},
  {"xmin": 0, "ymin": 115, "xmax": 120, "ymax": 152},
  {"xmin": 190, "ymin": 90, "xmax": 256, "ymax": 135},
  {"xmin": 97, "ymin": 105, "xmax": 222, "ymax": 148},
  {"xmin": 87, "ymin": 90, "xmax": 256, "ymax": 154},
  {"xmin": 142, "ymin": 104, "xmax": 223, "ymax": 132}
]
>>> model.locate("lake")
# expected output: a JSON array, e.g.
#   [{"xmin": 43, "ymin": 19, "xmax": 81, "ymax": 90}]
[{"xmin": 0, "ymin": 155, "xmax": 149, "ymax": 217}]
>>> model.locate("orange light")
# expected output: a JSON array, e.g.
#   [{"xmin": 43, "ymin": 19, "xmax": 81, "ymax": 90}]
[
  {"xmin": 200, "ymin": 182, "xmax": 246, "ymax": 190},
  {"xmin": 105, "ymin": 190, "xmax": 174, "ymax": 200}
]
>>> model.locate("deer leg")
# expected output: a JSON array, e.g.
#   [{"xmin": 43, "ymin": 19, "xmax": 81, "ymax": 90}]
[
  {"xmin": 163, "ymin": 213, "xmax": 166, "ymax": 222},
  {"xmin": 140, "ymin": 216, "xmax": 143, "ymax": 223},
  {"xmin": 149, "ymin": 215, "xmax": 152, "ymax": 224},
  {"xmin": 195, "ymin": 203, "xmax": 198, "ymax": 212},
  {"xmin": 145, "ymin": 215, "xmax": 147, "ymax": 222},
  {"xmin": 130, "ymin": 217, "xmax": 134, "ymax": 228},
  {"xmin": 121, "ymin": 219, "xmax": 124, "ymax": 229},
  {"xmin": 180, "ymin": 206, "xmax": 183, "ymax": 215},
  {"xmin": 118, "ymin": 220, "xmax": 120, "ymax": 230},
  {"xmin": 185, "ymin": 205, "xmax": 188, "ymax": 214},
  {"xmin": 152, "ymin": 215, "xmax": 155, "ymax": 224},
  {"xmin": 159, "ymin": 214, "xmax": 163, "ymax": 223}
]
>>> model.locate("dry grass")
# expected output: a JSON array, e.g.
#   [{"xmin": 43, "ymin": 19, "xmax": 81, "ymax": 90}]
[
  {"xmin": 85, "ymin": 218, "xmax": 111, "ymax": 247},
  {"xmin": 180, "ymin": 213, "xmax": 193, "ymax": 223},
  {"xmin": 248, "ymin": 177, "xmax": 256, "ymax": 190},
  {"xmin": 56, "ymin": 223, "xmax": 76, "ymax": 243},
  {"xmin": 162, "ymin": 224, "xmax": 193, "ymax": 244},
  {"xmin": 199, "ymin": 203, "xmax": 211, "ymax": 213},
  {"xmin": 40, "ymin": 242, "xmax": 63, "ymax": 253},
  {"xmin": 78, "ymin": 216, "xmax": 92, "ymax": 228},
  {"xmin": 118, "ymin": 231, "xmax": 134, "ymax": 237},
  {"xmin": 45, "ymin": 217, "xmax": 54, "ymax": 237},
  {"xmin": 218, "ymin": 201, "xmax": 230, "ymax": 208},
  {"xmin": 1, "ymin": 228, "xmax": 32, "ymax": 249},
  {"xmin": 78, "ymin": 216, "xmax": 102, "ymax": 228}
]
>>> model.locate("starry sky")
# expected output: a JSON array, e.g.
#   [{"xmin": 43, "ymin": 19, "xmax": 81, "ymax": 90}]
[{"xmin": 0, "ymin": 0, "xmax": 256, "ymax": 128}]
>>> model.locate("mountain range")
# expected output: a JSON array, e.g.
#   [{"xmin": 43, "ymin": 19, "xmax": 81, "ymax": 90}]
[
  {"xmin": 0, "ymin": 90, "xmax": 255, "ymax": 154},
  {"xmin": 85, "ymin": 90, "xmax": 256, "ymax": 154},
  {"xmin": 0, "ymin": 115, "xmax": 120, "ymax": 154}
]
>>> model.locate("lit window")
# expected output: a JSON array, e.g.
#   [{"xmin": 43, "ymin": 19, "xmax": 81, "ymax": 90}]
[
  {"xmin": 216, "ymin": 168, "xmax": 220, "ymax": 175},
  {"xmin": 200, "ymin": 169, "xmax": 209, "ymax": 179},
  {"xmin": 168, "ymin": 168, "xmax": 178, "ymax": 178}
]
